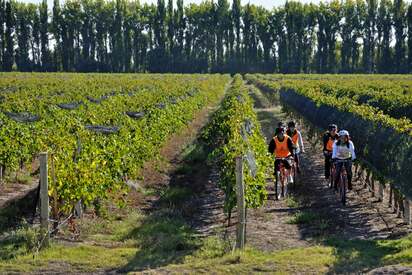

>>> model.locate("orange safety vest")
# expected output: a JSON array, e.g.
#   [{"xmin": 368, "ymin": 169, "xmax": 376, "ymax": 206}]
[
  {"xmin": 326, "ymin": 135, "xmax": 336, "ymax": 151},
  {"xmin": 274, "ymin": 136, "xmax": 291, "ymax": 158},
  {"xmin": 290, "ymin": 131, "xmax": 299, "ymax": 145}
]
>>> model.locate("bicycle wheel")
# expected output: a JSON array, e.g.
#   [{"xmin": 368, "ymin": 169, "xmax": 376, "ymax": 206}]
[
  {"xmin": 284, "ymin": 172, "xmax": 289, "ymax": 197},
  {"xmin": 329, "ymin": 165, "xmax": 334, "ymax": 189},
  {"xmin": 340, "ymin": 174, "xmax": 347, "ymax": 205},
  {"xmin": 275, "ymin": 171, "xmax": 280, "ymax": 200},
  {"xmin": 292, "ymin": 164, "xmax": 297, "ymax": 190},
  {"xmin": 280, "ymin": 170, "xmax": 286, "ymax": 198}
]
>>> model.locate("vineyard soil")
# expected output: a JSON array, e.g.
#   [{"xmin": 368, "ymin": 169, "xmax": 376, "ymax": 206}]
[
  {"xmin": 1, "ymin": 77, "xmax": 412, "ymax": 274},
  {"xmin": 241, "ymin": 84, "xmax": 412, "ymax": 272}
]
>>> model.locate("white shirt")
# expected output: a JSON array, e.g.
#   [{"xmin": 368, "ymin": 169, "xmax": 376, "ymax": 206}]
[
  {"xmin": 332, "ymin": 140, "xmax": 356, "ymax": 160},
  {"xmin": 296, "ymin": 131, "xmax": 305, "ymax": 153}
]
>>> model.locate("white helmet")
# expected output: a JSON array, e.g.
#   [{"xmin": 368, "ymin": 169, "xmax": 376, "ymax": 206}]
[{"xmin": 338, "ymin": 130, "xmax": 349, "ymax": 137}]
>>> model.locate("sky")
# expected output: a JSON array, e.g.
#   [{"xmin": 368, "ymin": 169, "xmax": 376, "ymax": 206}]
[{"xmin": 20, "ymin": 0, "xmax": 321, "ymax": 10}]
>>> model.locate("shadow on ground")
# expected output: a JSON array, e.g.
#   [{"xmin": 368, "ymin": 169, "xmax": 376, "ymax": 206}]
[
  {"xmin": 118, "ymin": 208, "xmax": 199, "ymax": 272},
  {"xmin": 0, "ymin": 187, "xmax": 38, "ymax": 234},
  {"xmin": 325, "ymin": 237, "xmax": 410, "ymax": 274},
  {"xmin": 249, "ymin": 83, "xmax": 412, "ymax": 273},
  {"xmin": 118, "ymin": 138, "xmax": 215, "ymax": 272},
  {"xmin": 0, "ymin": 189, "xmax": 39, "ymax": 260}
]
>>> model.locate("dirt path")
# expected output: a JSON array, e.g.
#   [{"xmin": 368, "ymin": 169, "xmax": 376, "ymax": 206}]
[
  {"xmin": 0, "ymin": 182, "xmax": 38, "ymax": 209},
  {"xmin": 241, "ymin": 83, "xmax": 410, "ymax": 252},
  {"xmin": 125, "ymin": 82, "xmax": 229, "ymax": 235}
]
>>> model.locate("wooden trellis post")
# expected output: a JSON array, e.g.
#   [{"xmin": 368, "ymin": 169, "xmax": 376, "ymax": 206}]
[
  {"xmin": 39, "ymin": 152, "xmax": 49, "ymax": 245},
  {"xmin": 235, "ymin": 156, "xmax": 246, "ymax": 249}
]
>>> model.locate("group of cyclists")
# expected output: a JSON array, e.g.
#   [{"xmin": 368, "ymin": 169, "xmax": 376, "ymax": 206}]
[{"xmin": 268, "ymin": 121, "xmax": 356, "ymax": 199}]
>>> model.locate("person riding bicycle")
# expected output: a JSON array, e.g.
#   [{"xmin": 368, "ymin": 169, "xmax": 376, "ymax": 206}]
[
  {"xmin": 268, "ymin": 127, "xmax": 295, "ymax": 184},
  {"xmin": 323, "ymin": 124, "xmax": 338, "ymax": 180},
  {"xmin": 332, "ymin": 130, "xmax": 356, "ymax": 190},
  {"xmin": 286, "ymin": 121, "xmax": 305, "ymax": 173},
  {"xmin": 278, "ymin": 121, "xmax": 287, "ymax": 133}
]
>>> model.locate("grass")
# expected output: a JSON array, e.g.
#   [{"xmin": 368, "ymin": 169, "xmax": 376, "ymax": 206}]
[
  {"xmin": 145, "ymin": 235, "xmax": 412, "ymax": 274},
  {"xmin": 0, "ymin": 244, "xmax": 136, "ymax": 273},
  {"xmin": 76, "ymin": 210, "xmax": 142, "ymax": 243},
  {"xmin": 2, "ymin": 210, "xmax": 412, "ymax": 274},
  {"xmin": 159, "ymin": 186, "xmax": 192, "ymax": 207},
  {"xmin": 180, "ymin": 142, "xmax": 208, "ymax": 163},
  {"xmin": 0, "ymin": 208, "xmax": 198, "ymax": 273},
  {"xmin": 139, "ymin": 186, "xmax": 158, "ymax": 197},
  {"xmin": 286, "ymin": 196, "xmax": 300, "ymax": 209},
  {"xmin": 1, "ymin": 125, "xmax": 412, "ymax": 273},
  {"xmin": 287, "ymin": 210, "xmax": 320, "ymax": 225},
  {"xmin": 0, "ymin": 190, "xmax": 37, "ymax": 234},
  {"xmin": 175, "ymin": 143, "xmax": 208, "ymax": 175},
  {"xmin": 0, "ymin": 223, "xmax": 40, "ymax": 260},
  {"xmin": 15, "ymin": 174, "xmax": 33, "ymax": 185},
  {"xmin": 249, "ymin": 83, "xmax": 282, "ymax": 107},
  {"xmin": 325, "ymin": 236, "xmax": 412, "ymax": 273},
  {"xmin": 151, "ymin": 245, "xmax": 334, "ymax": 274},
  {"xmin": 2, "ymin": 170, "xmax": 35, "ymax": 185},
  {"xmin": 286, "ymin": 209, "xmax": 332, "ymax": 237}
]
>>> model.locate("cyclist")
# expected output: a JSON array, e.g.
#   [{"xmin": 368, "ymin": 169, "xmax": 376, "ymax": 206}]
[
  {"xmin": 286, "ymin": 121, "xmax": 305, "ymax": 173},
  {"xmin": 332, "ymin": 130, "xmax": 356, "ymax": 190},
  {"xmin": 278, "ymin": 121, "xmax": 287, "ymax": 132},
  {"xmin": 323, "ymin": 124, "xmax": 338, "ymax": 181},
  {"xmin": 268, "ymin": 127, "xmax": 295, "ymax": 183}
]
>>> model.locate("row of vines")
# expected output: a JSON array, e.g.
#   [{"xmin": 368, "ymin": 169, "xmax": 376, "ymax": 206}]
[
  {"xmin": 202, "ymin": 74, "xmax": 271, "ymax": 215},
  {"xmin": 0, "ymin": 73, "xmax": 231, "ymax": 221},
  {"xmin": 257, "ymin": 74, "xmax": 412, "ymax": 122},
  {"xmin": 246, "ymin": 73, "xmax": 412, "ymax": 206}
]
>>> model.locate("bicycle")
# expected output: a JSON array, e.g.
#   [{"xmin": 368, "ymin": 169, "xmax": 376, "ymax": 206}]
[
  {"xmin": 333, "ymin": 159, "xmax": 350, "ymax": 206},
  {"xmin": 291, "ymin": 149, "xmax": 299, "ymax": 189},
  {"xmin": 274, "ymin": 156, "xmax": 294, "ymax": 200},
  {"xmin": 324, "ymin": 151, "xmax": 334, "ymax": 189},
  {"xmin": 329, "ymin": 158, "xmax": 336, "ymax": 189}
]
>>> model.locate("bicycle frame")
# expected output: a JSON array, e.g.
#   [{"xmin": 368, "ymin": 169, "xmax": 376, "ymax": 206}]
[
  {"xmin": 334, "ymin": 159, "xmax": 349, "ymax": 205},
  {"xmin": 291, "ymin": 149, "xmax": 298, "ymax": 189},
  {"xmin": 274, "ymin": 156, "xmax": 294, "ymax": 199},
  {"xmin": 324, "ymin": 151, "xmax": 335, "ymax": 189},
  {"xmin": 330, "ymin": 161, "xmax": 336, "ymax": 189}
]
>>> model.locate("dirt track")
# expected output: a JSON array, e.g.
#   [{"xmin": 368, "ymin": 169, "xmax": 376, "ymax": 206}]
[
  {"xmin": 179, "ymin": 82, "xmax": 412, "ymax": 253},
  {"xmin": 237, "ymin": 83, "xmax": 411, "ymax": 252}
]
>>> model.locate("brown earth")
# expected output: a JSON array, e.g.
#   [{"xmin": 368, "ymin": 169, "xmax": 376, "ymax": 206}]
[
  {"xmin": 2, "ymin": 79, "xmax": 412, "ymax": 273},
  {"xmin": 0, "ymin": 182, "xmax": 38, "ymax": 209},
  {"xmin": 140, "ymin": 81, "xmax": 412, "ymax": 254},
  {"xmin": 238, "ymin": 83, "xmax": 411, "ymax": 253}
]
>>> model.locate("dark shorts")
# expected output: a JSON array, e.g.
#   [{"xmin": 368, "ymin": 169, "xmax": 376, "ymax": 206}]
[
  {"xmin": 324, "ymin": 151, "xmax": 332, "ymax": 177},
  {"xmin": 334, "ymin": 159, "xmax": 353, "ymax": 185},
  {"xmin": 275, "ymin": 158, "xmax": 292, "ymax": 172}
]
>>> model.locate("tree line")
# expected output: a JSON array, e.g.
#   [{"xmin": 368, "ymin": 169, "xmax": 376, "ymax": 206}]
[{"xmin": 0, "ymin": 0, "xmax": 412, "ymax": 73}]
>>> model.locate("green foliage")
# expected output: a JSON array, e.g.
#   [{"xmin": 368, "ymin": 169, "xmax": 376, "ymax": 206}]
[
  {"xmin": 203, "ymin": 74, "xmax": 271, "ymax": 213},
  {"xmin": 0, "ymin": 222, "xmax": 41, "ymax": 260},
  {"xmin": 159, "ymin": 186, "xmax": 192, "ymax": 207},
  {"xmin": 3, "ymin": 207, "xmax": 412, "ymax": 273},
  {"xmin": 287, "ymin": 211, "xmax": 320, "ymax": 225},
  {"xmin": 248, "ymin": 73, "xmax": 412, "ymax": 199},
  {"xmin": 2, "ymin": 0, "xmax": 412, "ymax": 73},
  {"xmin": 258, "ymin": 74, "xmax": 412, "ymax": 122},
  {"xmin": 0, "ymin": 73, "xmax": 230, "ymax": 217},
  {"xmin": 286, "ymin": 196, "xmax": 300, "ymax": 208}
]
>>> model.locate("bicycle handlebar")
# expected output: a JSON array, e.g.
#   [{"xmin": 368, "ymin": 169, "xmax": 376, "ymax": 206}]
[{"xmin": 275, "ymin": 155, "xmax": 294, "ymax": 160}]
